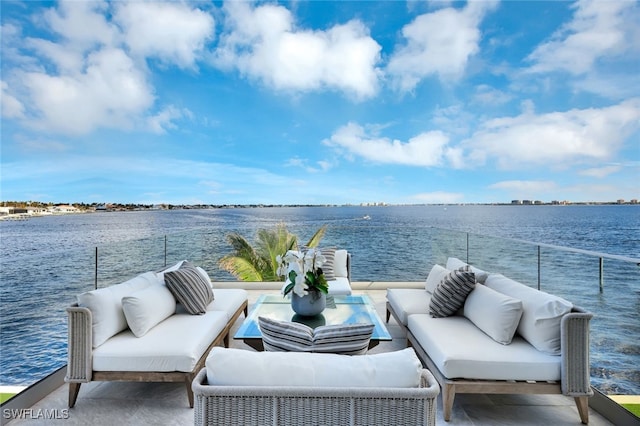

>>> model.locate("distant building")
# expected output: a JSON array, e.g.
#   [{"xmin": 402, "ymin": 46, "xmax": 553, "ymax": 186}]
[
  {"xmin": 511, "ymin": 200, "xmax": 522, "ymax": 205},
  {"xmin": 617, "ymin": 199, "xmax": 625, "ymax": 204}
]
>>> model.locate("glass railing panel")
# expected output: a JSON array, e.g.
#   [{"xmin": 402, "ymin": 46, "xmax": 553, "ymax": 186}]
[
  {"xmin": 96, "ymin": 235, "xmax": 166, "ymax": 286},
  {"xmin": 0, "ymin": 248, "xmax": 95, "ymax": 395}
]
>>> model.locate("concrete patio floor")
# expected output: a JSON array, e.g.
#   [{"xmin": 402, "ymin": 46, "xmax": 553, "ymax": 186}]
[{"xmin": 6, "ymin": 286, "xmax": 613, "ymax": 425}]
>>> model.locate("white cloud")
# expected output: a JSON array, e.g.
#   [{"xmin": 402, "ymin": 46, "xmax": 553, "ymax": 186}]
[
  {"xmin": 3, "ymin": 1, "xmax": 215, "ymax": 136},
  {"xmin": 527, "ymin": 0, "xmax": 638, "ymax": 75},
  {"xmin": 1, "ymin": 81, "xmax": 25, "ymax": 119},
  {"xmin": 579, "ymin": 165, "xmax": 622, "ymax": 178},
  {"xmin": 213, "ymin": 2, "xmax": 381, "ymax": 99},
  {"xmin": 411, "ymin": 191, "xmax": 464, "ymax": 204},
  {"xmin": 22, "ymin": 48, "xmax": 154, "ymax": 135},
  {"xmin": 114, "ymin": 2, "xmax": 214, "ymax": 69},
  {"xmin": 463, "ymin": 98, "xmax": 640, "ymax": 169},
  {"xmin": 324, "ymin": 122, "xmax": 453, "ymax": 167},
  {"xmin": 387, "ymin": 1, "xmax": 498, "ymax": 91},
  {"xmin": 472, "ymin": 84, "xmax": 513, "ymax": 106},
  {"xmin": 489, "ymin": 180, "xmax": 557, "ymax": 192}
]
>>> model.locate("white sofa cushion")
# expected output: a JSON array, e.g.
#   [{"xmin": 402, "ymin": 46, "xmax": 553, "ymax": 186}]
[
  {"xmin": 205, "ymin": 288, "xmax": 248, "ymax": 319},
  {"xmin": 333, "ymin": 249, "xmax": 348, "ymax": 278},
  {"xmin": 77, "ymin": 271, "xmax": 161, "ymax": 348},
  {"xmin": 408, "ymin": 314, "xmax": 561, "ymax": 381},
  {"xmin": 122, "ymin": 283, "xmax": 176, "ymax": 337},
  {"xmin": 446, "ymin": 257, "xmax": 489, "ymax": 283},
  {"xmin": 429, "ymin": 269, "xmax": 475, "ymax": 318},
  {"xmin": 165, "ymin": 266, "xmax": 214, "ymax": 315},
  {"xmin": 425, "ymin": 264, "xmax": 449, "ymax": 293},
  {"xmin": 93, "ymin": 310, "xmax": 228, "ymax": 372},
  {"xmin": 206, "ymin": 347, "xmax": 422, "ymax": 388},
  {"xmin": 386, "ymin": 289, "xmax": 431, "ymax": 326},
  {"xmin": 485, "ymin": 274, "xmax": 572, "ymax": 355},
  {"xmin": 463, "ymin": 284, "xmax": 523, "ymax": 345},
  {"xmin": 328, "ymin": 277, "xmax": 351, "ymax": 295}
]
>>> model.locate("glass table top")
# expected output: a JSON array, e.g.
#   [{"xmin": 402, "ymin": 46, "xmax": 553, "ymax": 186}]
[{"xmin": 234, "ymin": 294, "xmax": 392, "ymax": 341}]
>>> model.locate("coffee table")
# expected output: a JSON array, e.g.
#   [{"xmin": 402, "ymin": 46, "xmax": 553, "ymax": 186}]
[{"xmin": 234, "ymin": 294, "xmax": 392, "ymax": 351}]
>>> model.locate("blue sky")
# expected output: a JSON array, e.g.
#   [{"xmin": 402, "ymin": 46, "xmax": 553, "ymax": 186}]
[{"xmin": 1, "ymin": 0, "xmax": 639, "ymax": 205}]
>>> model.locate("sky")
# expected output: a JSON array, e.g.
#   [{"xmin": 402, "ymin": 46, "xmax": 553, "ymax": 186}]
[{"xmin": 1, "ymin": 0, "xmax": 639, "ymax": 206}]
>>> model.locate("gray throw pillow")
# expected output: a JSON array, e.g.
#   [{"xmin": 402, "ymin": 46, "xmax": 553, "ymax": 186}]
[
  {"xmin": 429, "ymin": 269, "xmax": 476, "ymax": 318},
  {"xmin": 164, "ymin": 266, "xmax": 214, "ymax": 315}
]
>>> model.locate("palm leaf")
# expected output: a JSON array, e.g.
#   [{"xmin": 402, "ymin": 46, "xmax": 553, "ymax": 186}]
[
  {"xmin": 219, "ymin": 256, "xmax": 262, "ymax": 281},
  {"xmin": 304, "ymin": 224, "xmax": 327, "ymax": 248}
]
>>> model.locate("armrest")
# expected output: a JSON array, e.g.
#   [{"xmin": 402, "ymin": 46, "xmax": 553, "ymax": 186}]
[
  {"xmin": 560, "ymin": 306, "xmax": 593, "ymax": 396},
  {"xmin": 65, "ymin": 304, "xmax": 93, "ymax": 383}
]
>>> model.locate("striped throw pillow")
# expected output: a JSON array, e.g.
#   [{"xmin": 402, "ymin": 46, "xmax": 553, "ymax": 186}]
[
  {"xmin": 312, "ymin": 323, "xmax": 375, "ymax": 355},
  {"xmin": 429, "ymin": 269, "xmax": 476, "ymax": 318},
  {"xmin": 164, "ymin": 266, "xmax": 214, "ymax": 315},
  {"xmin": 258, "ymin": 316, "xmax": 314, "ymax": 352},
  {"xmin": 318, "ymin": 248, "xmax": 336, "ymax": 281}
]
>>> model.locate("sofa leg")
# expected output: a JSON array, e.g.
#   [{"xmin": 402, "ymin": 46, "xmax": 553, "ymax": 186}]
[
  {"xmin": 186, "ymin": 380, "xmax": 194, "ymax": 408},
  {"xmin": 574, "ymin": 396, "xmax": 589, "ymax": 424},
  {"xmin": 68, "ymin": 383, "xmax": 81, "ymax": 408},
  {"xmin": 442, "ymin": 383, "xmax": 455, "ymax": 422},
  {"xmin": 385, "ymin": 309, "xmax": 390, "ymax": 323}
]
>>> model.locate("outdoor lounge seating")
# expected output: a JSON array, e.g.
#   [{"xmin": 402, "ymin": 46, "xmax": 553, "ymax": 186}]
[
  {"xmin": 65, "ymin": 261, "xmax": 248, "ymax": 408},
  {"xmin": 192, "ymin": 347, "xmax": 440, "ymax": 426},
  {"xmin": 386, "ymin": 257, "xmax": 593, "ymax": 424}
]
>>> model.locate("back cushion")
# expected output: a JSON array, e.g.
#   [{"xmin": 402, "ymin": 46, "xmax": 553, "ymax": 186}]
[
  {"xmin": 122, "ymin": 284, "xmax": 176, "ymax": 337},
  {"xmin": 485, "ymin": 274, "xmax": 572, "ymax": 355},
  {"xmin": 333, "ymin": 250, "xmax": 348, "ymax": 278},
  {"xmin": 206, "ymin": 347, "xmax": 422, "ymax": 388},
  {"xmin": 463, "ymin": 284, "xmax": 523, "ymax": 345},
  {"xmin": 446, "ymin": 257, "xmax": 489, "ymax": 283},
  {"xmin": 425, "ymin": 264, "xmax": 450, "ymax": 293},
  {"xmin": 77, "ymin": 271, "xmax": 161, "ymax": 347}
]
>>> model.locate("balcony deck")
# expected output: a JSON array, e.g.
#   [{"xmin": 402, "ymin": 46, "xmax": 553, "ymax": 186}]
[{"xmin": 7, "ymin": 284, "xmax": 613, "ymax": 425}]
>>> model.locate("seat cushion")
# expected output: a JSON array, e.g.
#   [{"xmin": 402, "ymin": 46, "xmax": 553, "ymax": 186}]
[
  {"xmin": 206, "ymin": 347, "xmax": 423, "ymax": 388},
  {"xmin": 386, "ymin": 288, "xmax": 430, "ymax": 326},
  {"xmin": 205, "ymin": 288, "xmax": 248, "ymax": 319},
  {"xmin": 408, "ymin": 314, "xmax": 560, "ymax": 381},
  {"xmin": 327, "ymin": 277, "xmax": 352, "ymax": 295},
  {"xmin": 93, "ymin": 310, "xmax": 228, "ymax": 372}
]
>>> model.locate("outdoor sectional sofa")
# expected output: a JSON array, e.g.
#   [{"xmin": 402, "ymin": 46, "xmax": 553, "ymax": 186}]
[
  {"xmin": 192, "ymin": 347, "xmax": 440, "ymax": 426},
  {"xmin": 65, "ymin": 260, "xmax": 248, "ymax": 408},
  {"xmin": 386, "ymin": 257, "xmax": 593, "ymax": 424}
]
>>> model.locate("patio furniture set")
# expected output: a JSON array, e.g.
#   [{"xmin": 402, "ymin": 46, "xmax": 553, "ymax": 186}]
[{"xmin": 66, "ymin": 252, "xmax": 592, "ymax": 425}]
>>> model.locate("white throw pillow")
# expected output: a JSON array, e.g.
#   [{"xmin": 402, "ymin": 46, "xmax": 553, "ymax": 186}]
[
  {"xmin": 333, "ymin": 250, "xmax": 349, "ymax": 278},
  {"xmin": 446, "ymin": 257, "xmax": 489, "ymax": 283},
  {"xmin": 77, "ymin": 271, "xmax": 161, "ymax": 347},
  {"xmin": 122, "ymin": 284, "xmax": 176, "ymax": 337},
  {"xmin": 485, "ymin": 274, "xmax": 572, "ymax": 355},
  {"xmin": 425, "ymin": 264, "xmax": 449, "ymax": 293},
  {"xmin": 463, "ymin": 284, "xmax": 523, "ymax": 345}
]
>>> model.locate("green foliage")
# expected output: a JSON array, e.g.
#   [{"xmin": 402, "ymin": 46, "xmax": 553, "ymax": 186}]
[{"xmin": 219, "ymin": 223, "xmax": 326, "ymax": 282}]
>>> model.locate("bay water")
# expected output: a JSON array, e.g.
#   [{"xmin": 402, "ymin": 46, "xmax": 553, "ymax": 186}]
[{"xmin": 0, "ymin": 205, "xmax": 638, "ymax": 395}]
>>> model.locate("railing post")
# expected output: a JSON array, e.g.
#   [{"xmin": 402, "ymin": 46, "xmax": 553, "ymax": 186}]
[
  {"xmin": 537, "ymin": 245, "xmax": 541, "ymax": 290},
  {"xmin": 164, "ymin": 235, "xmax": 167, "ymax": 267},
  {"xmin": 94, "ymin": 247, "xmax": 98, "ymax": 290},
  {"xmin": 466, "ymin": 232, "xmax": 469, "ymax": 264},
  {"xmin": 599, "ymin": 257, "xmax": 604, "ymax": 293}
]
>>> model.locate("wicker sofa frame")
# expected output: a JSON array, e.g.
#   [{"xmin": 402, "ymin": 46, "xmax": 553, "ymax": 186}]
[
  {"xmin": 192, "ymin": 368, "xmax": 440, "ymax": 426},
  {"xmin": 65, "ymin": 300, "xmax": 248, "ymax": 408},
  {"xmin": 387, "ymin": 301, "xmax": 593, "ymax": 424}
]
